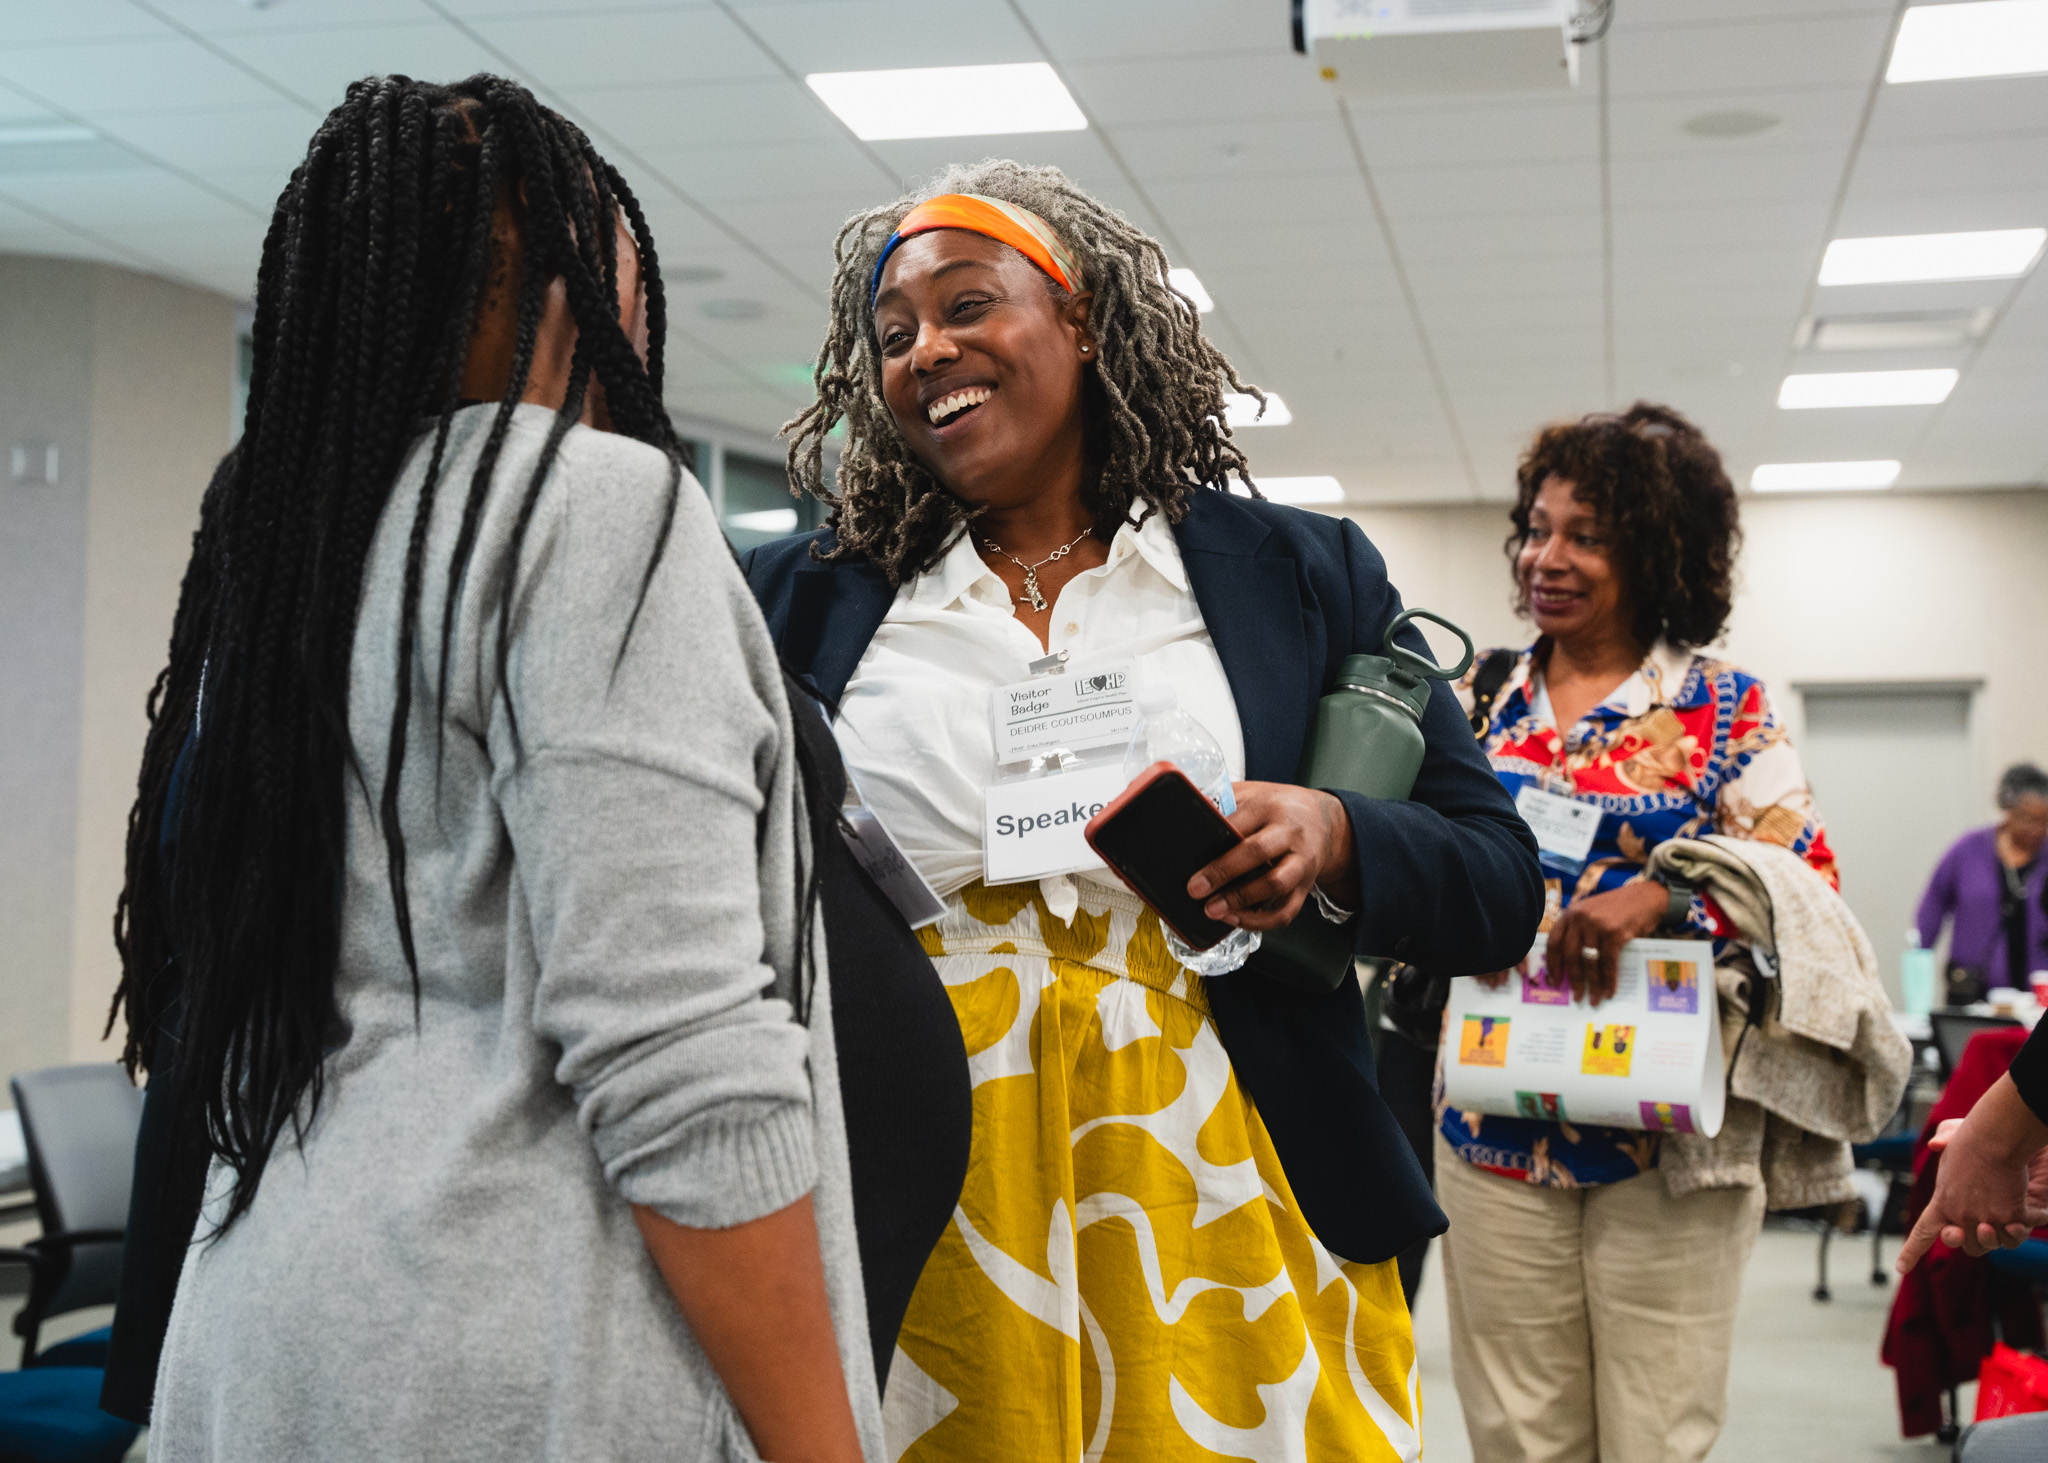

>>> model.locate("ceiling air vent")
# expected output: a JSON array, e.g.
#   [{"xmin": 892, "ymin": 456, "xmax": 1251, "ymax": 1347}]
[
  {"xmin": 1301, "ymin": 0, "xmax": 1578, "ymax": 96},
  {"xmin": 1793, "ymin": 309, "xmax": 1994, "ymax": 353}
]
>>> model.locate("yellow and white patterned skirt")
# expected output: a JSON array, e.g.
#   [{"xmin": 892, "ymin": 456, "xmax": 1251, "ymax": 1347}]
[{"xmin": 883, "ymin": 879, "xmax": 1420, "ymax": 1463}]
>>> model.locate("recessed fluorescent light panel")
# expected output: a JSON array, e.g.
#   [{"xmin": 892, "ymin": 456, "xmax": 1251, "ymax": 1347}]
[
  {"xmin": 1888, "ymin": 0, "xmax": 2048, "ymax": 83},
  {"xmin": 805, "ymin": 63, "xmax": 1086, "ymax": 142},
  {"xmin": 1819, "ymin": 229, "xmax": 2046, "ymax": 285},
  {"xmin": 1224, "ymin": 392, "xmax": 1291, "ymax": 427},
  {"xmin": 1257, "ymin": 476, "xmax": 1343, "ymax": 504},
  {"xmin": 1751, "ymin": 460, "xmax": 1902, "ymax": 492},
  {"xmin": 1778, "ymin": 369, "xmax": 1959, "ymax": 409},
  {"xmin": 1168, "ymin": 268, "xmax": 1213, "ymax": 312}
]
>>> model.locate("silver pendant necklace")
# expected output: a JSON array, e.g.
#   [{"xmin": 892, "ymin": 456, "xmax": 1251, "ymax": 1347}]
[{"xmin": 979, "ymin": 528, "xmax": 1091, "ymax": 613}]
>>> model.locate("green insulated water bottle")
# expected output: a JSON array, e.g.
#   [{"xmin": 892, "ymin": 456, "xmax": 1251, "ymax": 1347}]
[{"xmin": 1246, "ymin": 608, "xmax": 1475, "ymax": 993}]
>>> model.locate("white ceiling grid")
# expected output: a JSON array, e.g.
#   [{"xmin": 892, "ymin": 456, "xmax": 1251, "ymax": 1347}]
[{"xmin": 0, "ymin": 0, "xmax": 2042, "ymax": 500}]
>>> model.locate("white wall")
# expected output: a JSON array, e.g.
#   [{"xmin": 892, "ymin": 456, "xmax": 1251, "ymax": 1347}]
[
  {"xmin": 69, "ymin": 268, "xmax": 234, "ymax": 1061},
  {"xmin": 0, "ymin": 255, "xmax": 233, "ymax": 1095},
  {"xmin": 1346, "ymin": 490, "xmax": 2048, "ymax": 959}
]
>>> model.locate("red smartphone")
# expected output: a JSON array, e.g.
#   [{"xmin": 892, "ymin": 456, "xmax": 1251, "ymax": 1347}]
[{"xmin": 1084, "ymin": 762, "xmax": 1245, "ymax": 952}]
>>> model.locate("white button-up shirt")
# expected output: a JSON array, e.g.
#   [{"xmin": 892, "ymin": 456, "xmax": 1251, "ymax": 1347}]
[{"xmin": 834, "ymin": 510, "xmax": 1245, "ymax": 912}]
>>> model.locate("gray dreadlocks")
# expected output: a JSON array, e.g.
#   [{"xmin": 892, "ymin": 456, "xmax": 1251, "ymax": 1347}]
[{"xmin": 784, "ymin": 159, "xmax": 1264, "ymax": 585}]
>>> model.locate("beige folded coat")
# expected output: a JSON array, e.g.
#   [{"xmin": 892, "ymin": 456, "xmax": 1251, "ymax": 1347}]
[{"xmin": 1644, "ymin": 835, "xmax": 1913, "ymax": 1209}]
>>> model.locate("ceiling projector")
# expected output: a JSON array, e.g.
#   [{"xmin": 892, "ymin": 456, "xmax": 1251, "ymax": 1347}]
[{"xmin": 1294, "ymin": 0, "xmax": 1584, "ymax": 97}]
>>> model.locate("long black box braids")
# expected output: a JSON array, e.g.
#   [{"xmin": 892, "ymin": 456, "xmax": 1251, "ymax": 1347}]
[{"xmin": 110, "ymin": 74, "xmax": 694, "ymax": 1233}]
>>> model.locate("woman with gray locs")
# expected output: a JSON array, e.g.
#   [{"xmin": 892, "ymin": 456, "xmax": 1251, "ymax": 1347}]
[
  {"xmin": 1438, "ymin": 404, "xmax": 1839, "ymax": 1463},
  {"xmin": 1915, "ymin": 762, "xmax": 2048, "ymax": 1004},
  {"xmin": 745, "ymin": 159, "xmax": 1542, "ymax": 1461}
]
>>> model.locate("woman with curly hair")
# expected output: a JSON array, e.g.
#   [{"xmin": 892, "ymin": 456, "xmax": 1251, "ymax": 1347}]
[
  {"xmin": 746, "ymin": 160, "xmax": 1541, "ymax": 1461},
  {"xmin": 1435, "ymin": 403, "xmax": 1838, "ymax": 1462}
]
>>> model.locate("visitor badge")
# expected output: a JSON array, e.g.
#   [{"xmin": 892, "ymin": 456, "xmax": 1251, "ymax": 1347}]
[
  {"xmin": 1515, "ymin": 783, "xmax": 1602, "ymax": 875},
  {"xmin": 836, "ymin": 767, "xmax": 945, "ymax": 929},
  {"xmin": 989, "ymin": 659, "xmax": 1138, "ymax": 764},
  {"xmin": 983, "ymin": 761, "xmax": 1128, "ymax": 885}
]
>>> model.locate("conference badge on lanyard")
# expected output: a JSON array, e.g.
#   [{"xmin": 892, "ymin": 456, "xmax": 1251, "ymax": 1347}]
[
  {"xmin": 981, "ymin": 652, "xmax": 1137, "ymax": 885},
  {"xmin": 1514, "ymin": 782, "xmax": 1602, "ymax": 878}
]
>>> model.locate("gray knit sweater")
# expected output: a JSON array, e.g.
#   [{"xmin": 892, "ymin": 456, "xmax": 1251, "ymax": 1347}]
[{"xmin": 150, "ymin": 406, "xmax": 882, "ymax": 1461}]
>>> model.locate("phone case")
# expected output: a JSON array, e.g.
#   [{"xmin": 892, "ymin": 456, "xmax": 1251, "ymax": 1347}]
[{"xmin": 1083, "ymin": 761, "xmax": 1243, "ymax": 951}]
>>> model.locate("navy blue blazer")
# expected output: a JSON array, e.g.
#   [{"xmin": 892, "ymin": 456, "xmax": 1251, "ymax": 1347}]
[{"xmin": 742, "ymin": 488, "xmax": 1543, "ymax": 1263}]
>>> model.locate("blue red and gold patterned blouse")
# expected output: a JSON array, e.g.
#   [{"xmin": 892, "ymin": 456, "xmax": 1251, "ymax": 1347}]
[{"xmin": 1436, "ymin": 641, "xmax": 1837, "ymax": 1188}]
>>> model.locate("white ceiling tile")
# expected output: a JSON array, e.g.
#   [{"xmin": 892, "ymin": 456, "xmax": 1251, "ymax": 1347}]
[
  {"xmin": 1621, "ymin": 0, "xmax": 1894, "ymax": 22},
  {"xmin": 560, "ymin": 76, "xmax": 845, "ymax": 147},
  {"xmin": 1395, "ymin": 212, "xmax": 1602, "ymax": 265},
  {"xmin": 1106, "ymin": 115, "xmax": 1353, "ymax": 183},
  {"xmin": 1018, "ymin": 0, "xmax": 1290, "ymax": 64},
  {"xmin": 0, "ymin": 0, "xmax": 172, "ymax": 45},
  {"xmin": 0, "ymin": 36, "xmax": 294, "ymax": 113},
  {"xmin": 1347, "ymin": 95, "xmax": 1597, "ymax": 170},
  {"xmin": 1609, "ymin": 147, "xmax": 1844, "ymax": 209},
  {"xmin": 207, "ymin": 21, "xmax": 511, "ymax": 108},
  {"xmin": 632, "ymin": 137, "xmax": 890, "ymax": 204},
  {"xmin": 0, "ymin": 170, "xmax": 257, "ymax": 231},
  {"xmin": 1374, "ymin": 159, "xmax": 1599, "ymax": 219},
  {"xmin": 1063, "ymin": 54, "xmax": 1334, "ymax": 129},
  {"xmin": 1606, "ymin": 12, "xmax": 1897, "ymax": 99},
  {"xmin": 1611, "ymin": 200, "xmax": 1825, "ymax": 256},
  {"xmin": 1834, "ymin": 189, "xmax": 2048, "ymax": 238},
  {"xmin": 1607, "ymin": 87, "xmax": 1868, "ymax": 161},
  {"xmin": 144, "ymin": 1, "xmax": 431, "ymax": 34},
  {"xmin": 468, "ymin": 8, "xmax": 780, "ymax": 88},
  {"xmin": 88, "ymin": 105, "xmax": 316, "ymax": 178},
  {"xmin": 1853, "ymin": 135, "xmax": 2048, "ymax": 199},
  {"xmin": 869, "ymin": 133, "xmax": 1146, "ymax": 217},
  {"xmin": 733, "ymin": 0, "xmax": 1037, "ymax": 75},
  {"xmin": 1864, "ymin": 74, "xmax": 2048, "ymax": 147}
]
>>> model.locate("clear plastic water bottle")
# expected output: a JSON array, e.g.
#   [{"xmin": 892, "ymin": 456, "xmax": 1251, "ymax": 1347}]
[
  {"xmin": 1122, "ymin": 682, "xmax": 1260, "ymax": 976},
  {"xmin": 1900, "ymin": 928, "xmax": 1937, "ymax": 1017}
]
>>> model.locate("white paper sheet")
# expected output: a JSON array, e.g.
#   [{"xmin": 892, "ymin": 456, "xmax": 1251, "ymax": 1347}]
[{"xmin": 1441, "ymin": 937, "xmax": 1726, "ymax": 1137}]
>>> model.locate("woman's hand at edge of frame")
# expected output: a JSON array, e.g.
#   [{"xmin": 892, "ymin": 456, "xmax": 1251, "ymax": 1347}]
[
  {"xmin": 1187, "ymin": 782, "xmax": 1357, "ymax": 933},
  {"xmin": 1543, "ymin": 880, "xmax": 1668, "ymax": 1006},
  {"xmin": 1896, "ymin": 1075, "xmax": 2048, "ymax": 1273}
]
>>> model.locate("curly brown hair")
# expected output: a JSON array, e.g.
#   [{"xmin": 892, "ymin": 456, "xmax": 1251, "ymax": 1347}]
[
  {"xmin": 783, "ymin": 159, "xmax": 1262, "ymax": 585},
  {"xmin": 1508, "ymin": 402, "xmax": 1741, "ymax": 652}
]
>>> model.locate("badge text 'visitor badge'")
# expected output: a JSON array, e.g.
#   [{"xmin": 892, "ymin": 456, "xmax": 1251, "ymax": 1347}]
[{"xmin": 989, "ymin": 659, "xmax": 1138, "ymax": 764}]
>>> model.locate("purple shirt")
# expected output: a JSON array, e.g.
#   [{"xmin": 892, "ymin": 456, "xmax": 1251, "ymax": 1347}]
[{"xmin": 1916, "ymin": 825, "xmax": 2048, "ymax": 988}]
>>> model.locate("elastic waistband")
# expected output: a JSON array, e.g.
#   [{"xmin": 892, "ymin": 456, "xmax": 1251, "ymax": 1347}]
[{"xmin": 924, "ymin": 879, "xmax": 1210, "ymax": 1013}]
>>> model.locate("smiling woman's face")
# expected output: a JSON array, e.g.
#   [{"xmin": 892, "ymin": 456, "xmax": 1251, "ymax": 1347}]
[
  {"xmin": 871, "ymin": 228, "xmax": 1094, "ymax": 510},
  {"xmin": 1516, "ymin": 474, "xmax": 1632, "ymax": 646}
]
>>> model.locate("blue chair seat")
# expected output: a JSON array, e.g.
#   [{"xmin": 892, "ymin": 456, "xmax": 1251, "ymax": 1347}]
[
  {"xmin": 0, "ymin": 1367, "xmax": 140, "ymax": 1463},
  {"xmin": 1985, "ymin": 1238, "xmax": 2048, "ymax": 1284},
  {"xmin": 26, "ymin": 1328, "xmax": 112, "ymax": 1373},
  {"xmin": 1852, "ymin": 1134, "xmax": 1918, "ymax": 1167}
]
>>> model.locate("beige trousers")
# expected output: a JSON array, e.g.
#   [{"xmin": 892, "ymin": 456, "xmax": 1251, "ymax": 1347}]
[{"xmin": 1435, "ymin": 1135, "xmax": 1766, "ymax": 1463}]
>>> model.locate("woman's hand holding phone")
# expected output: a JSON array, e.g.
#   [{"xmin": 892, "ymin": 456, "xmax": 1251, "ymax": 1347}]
[{"xmin": 1187, "ymin": 782, "xmax": 1358, "ymax": 932}]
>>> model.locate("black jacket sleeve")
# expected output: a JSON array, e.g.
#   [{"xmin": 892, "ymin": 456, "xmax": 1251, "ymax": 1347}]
[
  {"xmin": 2013, "ymin": 1018, "xmax": 2048, "ymax": 1126},
  {"xmin": 1331, "ymin": 517, "xmax": 1543, "ymax": 974}
]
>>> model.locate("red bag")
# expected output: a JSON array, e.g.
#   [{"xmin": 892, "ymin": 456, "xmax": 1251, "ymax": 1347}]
[{"xmin": 1974, "ymin": 1342, "xmax": 2048, "ymax": 1421}]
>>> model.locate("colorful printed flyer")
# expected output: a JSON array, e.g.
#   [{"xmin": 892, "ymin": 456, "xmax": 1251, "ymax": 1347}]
[
  {"xmin": 1581, "ymin": 1024, "xmax": 1635, "ymax": 1077},
  {"xmin": 1441, "ymin": 937, "xmax": 1725, "ymax": 1135},
  {"xmin": 1459, "ymin": 1014, "xmax": 1511, "ymax": 1068}
]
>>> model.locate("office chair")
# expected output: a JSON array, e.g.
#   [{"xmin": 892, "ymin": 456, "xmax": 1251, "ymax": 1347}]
[
  {"xmin": 1929, "ymin": 1011, "xmax": 2021, "ymax": 1084},
  {"xmin": 3, "ymin": 1065, "xmax": 143, "ymax": 1367}
]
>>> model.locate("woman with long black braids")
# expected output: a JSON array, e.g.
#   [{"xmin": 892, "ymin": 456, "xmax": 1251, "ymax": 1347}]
[{"xmin": 105, "ymin": 76, "xmax": 885, "ymax": 1461}]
